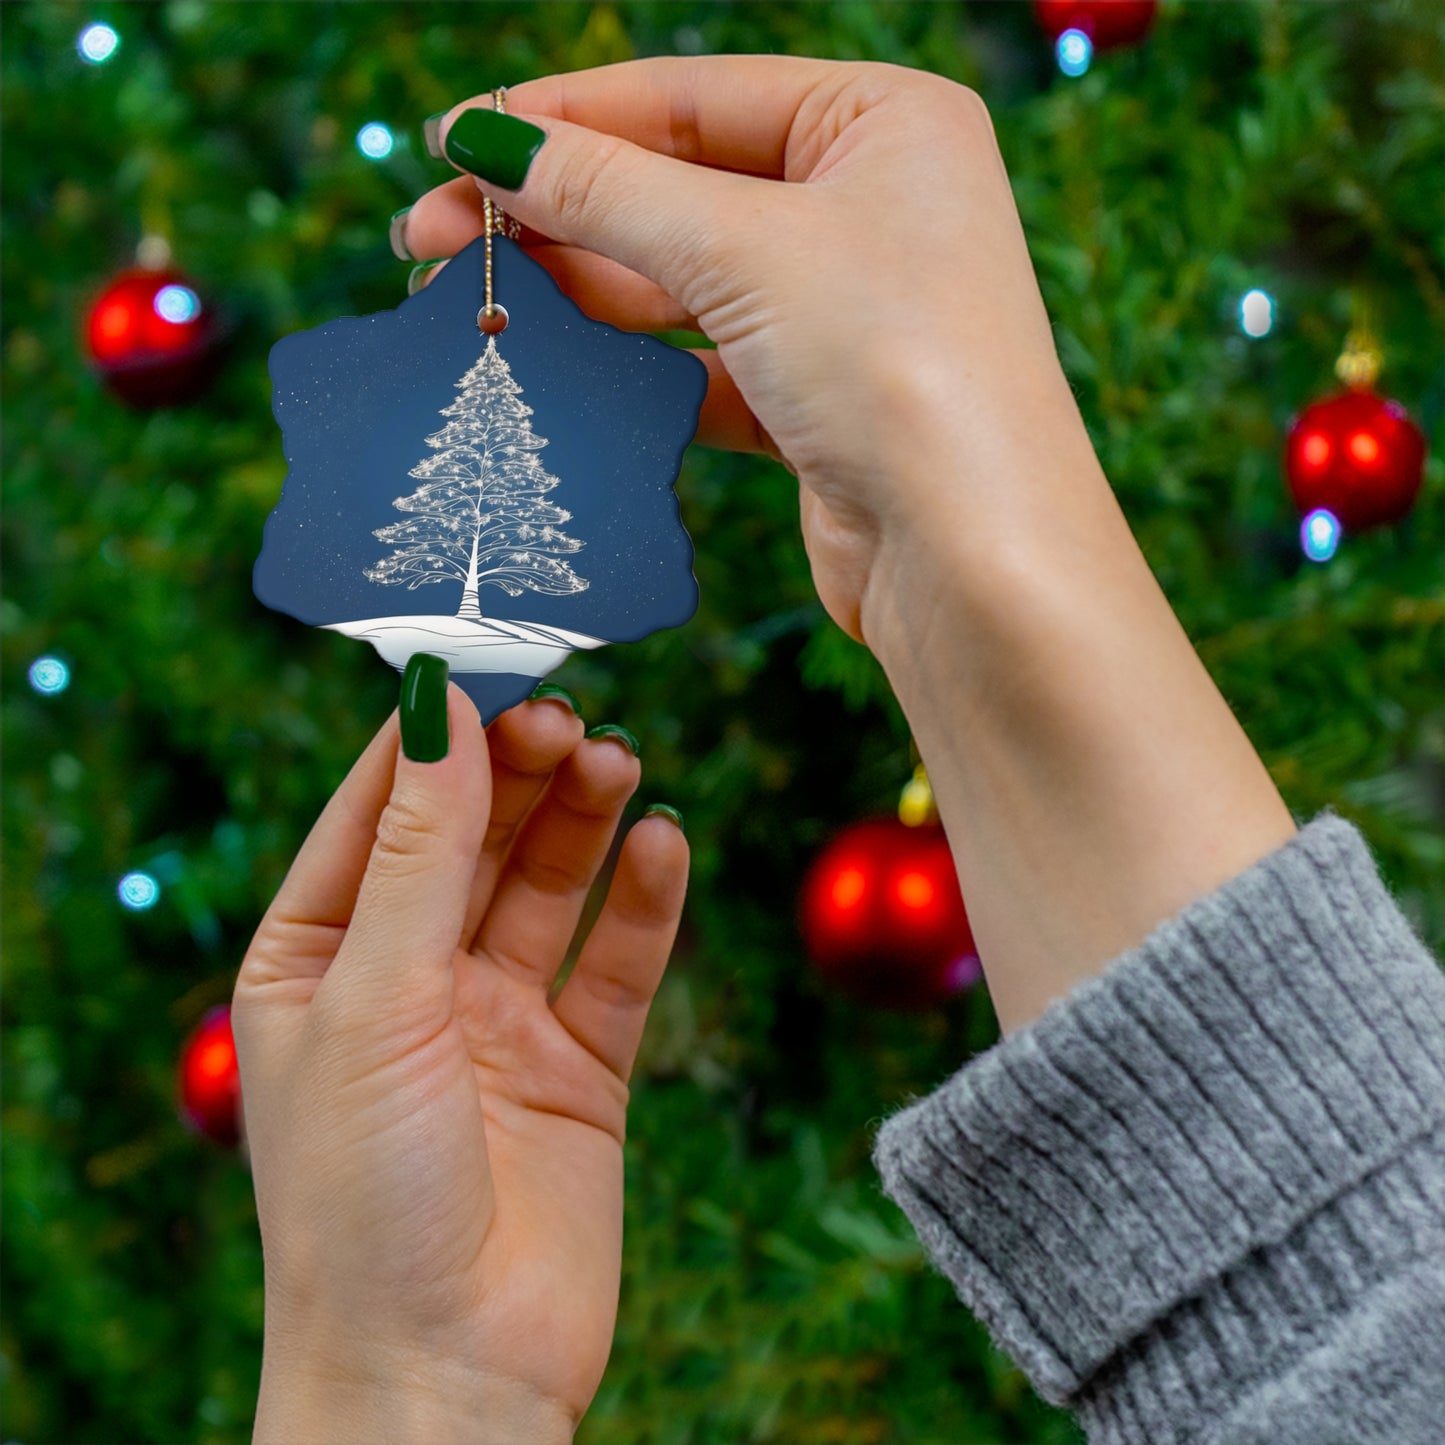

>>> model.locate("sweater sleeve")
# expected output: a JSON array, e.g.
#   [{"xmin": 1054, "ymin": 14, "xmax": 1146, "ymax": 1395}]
[{"xmin": 870, "ymin": 812, "xmax": 1445, "ymax": 1445}]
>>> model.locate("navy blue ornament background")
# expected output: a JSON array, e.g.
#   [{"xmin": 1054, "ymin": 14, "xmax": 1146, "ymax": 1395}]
[{"xmin": 255, "ymin": 233, "xmax": 707, "ymax": 720}]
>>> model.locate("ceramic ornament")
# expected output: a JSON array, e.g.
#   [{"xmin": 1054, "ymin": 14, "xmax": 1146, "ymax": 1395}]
[{"xmin": 255, "ymin": 232, "xmax": 708, "ymax": 722}]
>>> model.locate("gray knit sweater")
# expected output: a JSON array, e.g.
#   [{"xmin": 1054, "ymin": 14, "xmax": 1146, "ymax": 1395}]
[{"xmin": 871, "ymin": 812, "xmax": 1445, "ymax": 1444}]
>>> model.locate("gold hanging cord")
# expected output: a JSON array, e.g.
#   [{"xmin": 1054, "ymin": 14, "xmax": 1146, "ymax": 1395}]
[{"xmin": 480, "ymin": 87, "xmax": 523, "ymax": 332}]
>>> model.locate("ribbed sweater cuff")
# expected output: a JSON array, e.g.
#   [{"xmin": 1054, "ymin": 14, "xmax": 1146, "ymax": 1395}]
[{"xmin": 871, "ymin": 813, "xmax": 1445, "ymax": 1418}]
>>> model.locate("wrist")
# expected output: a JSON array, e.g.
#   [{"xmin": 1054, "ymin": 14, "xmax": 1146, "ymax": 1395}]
[
  {"xmin": 254, "ymin": 1342, "xmax": 575, "ymax": 1445},
  {"xmin": 857, "ymin": 372, "xmax": 1120, "ymax": 678},
  {"xmin": 855, "ymin": 394, "xmax": 1294, "ymax": 1034}
]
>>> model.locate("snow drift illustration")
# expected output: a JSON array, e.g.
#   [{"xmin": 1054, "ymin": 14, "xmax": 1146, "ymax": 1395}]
[
  {"xmin": 255, "ymin": 233, "xmax": 707, "ymax": 723},
  {"xmin": 322, "ymin": 615, "xmax": 606, "ymax": 678}
]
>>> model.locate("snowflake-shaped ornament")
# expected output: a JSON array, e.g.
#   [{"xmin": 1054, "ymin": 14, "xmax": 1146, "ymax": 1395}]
[{"xmin": 255, "ymin": 233, "xmax": 707, "ymax": 722}]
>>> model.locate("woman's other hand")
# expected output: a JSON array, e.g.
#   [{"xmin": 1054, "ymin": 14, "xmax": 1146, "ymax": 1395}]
[{"xmin": 233, "ymin": 681, "xmax": 687, "ymax": 1442}]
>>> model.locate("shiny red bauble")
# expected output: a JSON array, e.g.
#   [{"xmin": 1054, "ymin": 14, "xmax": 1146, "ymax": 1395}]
[
  {"xmin": 178, "ymin": 1005, "xmax": 242, "ymax": 1148},
  {"xmin": 800, "ymin": 818, "xmax": 980, "ymax": 1011},
  {"xmin": 1284, "ymin": 388, "xmax": 1426, "ymax": 532},
  {"xmin": 1033, "ymin": 0, "xmax": 1158, "ymax": 49},
  {"xmin": 85, "ymin": 267, "xmax": 220, "ymax": 407}
]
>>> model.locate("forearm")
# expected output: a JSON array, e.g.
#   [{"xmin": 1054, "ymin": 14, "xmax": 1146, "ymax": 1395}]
[{"xmin": 859, "ymin": 377, "xmax": 1296, "ymax": 1034}]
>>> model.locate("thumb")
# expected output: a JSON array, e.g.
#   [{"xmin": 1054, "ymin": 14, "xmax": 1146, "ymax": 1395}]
[
  {"xmin": 326, "ymin": 658, "xmax": 489, "ymax": 1031},
  {"xmin": 439, "ymin": 103, "xmax": 761, "ymax": 321}
]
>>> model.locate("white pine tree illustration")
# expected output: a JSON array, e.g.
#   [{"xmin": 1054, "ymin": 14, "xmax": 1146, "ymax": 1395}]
[{"xmin": 364, "ymin": 337, "xmax": 588, "ymax": 620}]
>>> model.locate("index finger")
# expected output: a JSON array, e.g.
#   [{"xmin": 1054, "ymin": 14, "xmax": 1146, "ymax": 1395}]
[{"xmin": 460, "ymin": 54, "xmax": 847, "ymax": 181}]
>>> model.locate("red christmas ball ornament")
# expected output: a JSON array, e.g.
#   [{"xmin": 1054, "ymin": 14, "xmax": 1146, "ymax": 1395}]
[
  {"xmin": 85, "ymin": 266, "xmax": 220, "ymax": 407},
  {"xmin": 178, "ymin": 1005, "xmax": 242, "ymax": 1148},
  {"xmin": 1284, "ymin": 388, "xmax": 1426, "ymax": 533},
  {"xmin": 800, "ymin": 817, "xmax": 980, "ymax": 1011},
  {"xmin": 1033, "ymin": 0, "xmax": 1158, "ymax": 50}
]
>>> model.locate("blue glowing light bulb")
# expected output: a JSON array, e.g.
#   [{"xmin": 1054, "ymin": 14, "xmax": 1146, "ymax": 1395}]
[
  {"xmin": 29, "ymin": 656, "xmax": 71, "ymax": 695},
  {"xmin": 118, "ymin": 871, "xmax": 161, "ymax": 910},
  {"xmin": 1057, "ymin": 28, "xmax": 1093, "ymax": 77},
  {"xmin": 154, "ymin": 284, "xmax": 201, "ymax": 324},
  {"xmin": 356, "ymin": 123, "xmax": 395, "ymax": 160},
  {"xmin": 1301, "ymin": 508, "xmax": 1341, "ymax": 563},
  {"xmin": 1240, "ymin": 289, "xmax": 1274, "ymax": 338},
  {"xmin": 78, "ymin": 23, "xmax": 120, "ymax": 64}
]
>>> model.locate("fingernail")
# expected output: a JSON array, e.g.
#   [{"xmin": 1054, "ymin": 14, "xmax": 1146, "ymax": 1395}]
[
  {"xmin": 443, "ymin": 107, "xmax": 546, "ymax": 191},
  {"xmin": 408, "ymin": 259, "xmax": 447, "ymax": 296},
  {"xmin": 530, "ymin": 682, "xmax": 582, "ymax": 716},
  {"xmin": 423, "ymin": 111, "xmax": 447, "ymax": 160},
  {"xmin": 585, "ymin": 723, "xmax": 639, "ymax": 757},
  {"xmin": 400, "ymin": 653, "xmax": 450, "ymax": 762},
  {"xmin": 644, "ymin": 803, "xmax": 684, "ymax": 834},
  {"xmin": 389, "ymin": 206, "xmax": 413, "ymax": 261}
]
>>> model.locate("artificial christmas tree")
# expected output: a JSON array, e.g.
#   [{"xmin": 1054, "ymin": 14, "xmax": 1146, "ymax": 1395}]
[{"xmin": 4, "ymin": 5, "xmax": 1439, "ymax": 1443}]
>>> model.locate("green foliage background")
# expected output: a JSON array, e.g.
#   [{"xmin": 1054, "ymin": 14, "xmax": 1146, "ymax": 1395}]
[{"xmin": 3, "ymin": 2, "xmax": 1441, "ymax": 1441}]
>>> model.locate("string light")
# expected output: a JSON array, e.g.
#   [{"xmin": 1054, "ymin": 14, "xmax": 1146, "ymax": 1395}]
[
  {"xmin": 1057, "ymin": 28, "xmax": 1093, "ymax": 76},
  {"xmin": 78, "ymin": 22, "xmax": 119, "ymax": 64},
  {"xmin": 1240, "ymin": 289, "xmax": 1274, "ymax": 338},
  {"xmin": 356, "ymin": 122, "xmax": 395, "ymax": 159},
  {"xmin": 153, "ymin": 284, "xmax": 201, "ymax": 324},
  {"xmin": 29, "ymin": 657, "xmax": 70, "ymax": 695},
  {"xmin": 118, "ymin": 871, "xmax": 161, "ymax": 910},
  {"xmin": 1301, "ymin": 508, "xmax": 1341, "ymax": 563}
]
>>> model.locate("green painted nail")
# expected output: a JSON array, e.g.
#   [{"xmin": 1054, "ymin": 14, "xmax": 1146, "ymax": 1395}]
[
  {"xmin": 388, "ymin": 206, "xmax": 413, "ymax": 261},
  {"xmin": 585, "ymin": 723, "xmax": 639, "ymax": 757},
  {"xmin": 443, "ymin": 106, "xmax": 546, "ymax": 191},
  {"xmin": 644, "ymin": 804, "xmax": 684, "ymax": 834},
  {"xmin": 407, "ymin": 258, "xmax": 447, "ymax": 296},
  {"xmin": 400, "ymin": 653, "xmax": 449, "ymax": 762},
  {"xmin": 530, "ymin": 682, "xmax": 582, "ymax": 716},
  {"xmin": 423, "ymin": 111, "xmax": 447, "ymax": 160}
]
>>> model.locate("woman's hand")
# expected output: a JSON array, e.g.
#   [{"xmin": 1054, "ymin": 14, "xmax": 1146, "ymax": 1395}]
[
  {"xmin": 403, "ymin": 56, "xmax": 1086, "ymax": 644},
  {"xmin": 404, "ymin": 57, "xmax": 1295, "ymax": 1035},
  {"xmin": 232, "ymin": 682, "xmax": 687, "ymax": 1442}
]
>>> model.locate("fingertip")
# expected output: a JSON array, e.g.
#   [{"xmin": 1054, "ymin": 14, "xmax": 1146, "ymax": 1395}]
[
  {"xmin": 578, "ymin": 730, "xmax": 644, "ymax": 795},
  {"xmin": 629, "ymin": 806, "xmax": 691, "ymax": 872},
  {"xmin": 528, "ymin": 682, "xmax": 583, "ymax": 718},
  {"xmin": 610, "ymin": 810, "xmax": 690, "ymax": 924},
  {"xmin": 487, "ymin": 691, "xmax": 586, "ymax": 773},
  {"xmin": 642, "ymin": 803, "xmax": 685, "ymax": 836}
]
